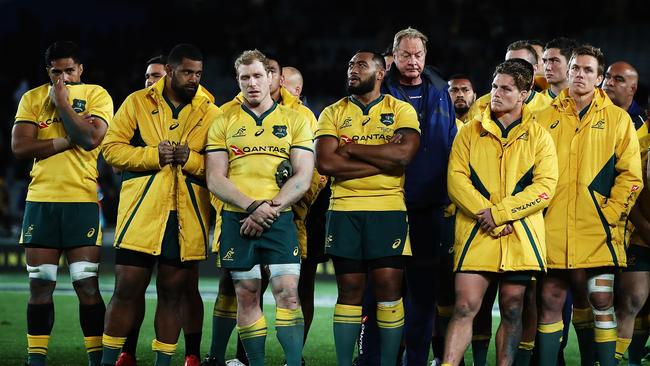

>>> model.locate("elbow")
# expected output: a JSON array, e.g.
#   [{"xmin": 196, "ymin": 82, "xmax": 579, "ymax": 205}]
[
  {"xmin": 12, "ymin": 147, "xmax": 28, "ymax": 160},
  {"xmin": 78, "ymin": 136, "xmax": 102, "ymax": 151},
  {"xmin": 316, "ymin": 159, "xmax": 335, "ymax": 176}
]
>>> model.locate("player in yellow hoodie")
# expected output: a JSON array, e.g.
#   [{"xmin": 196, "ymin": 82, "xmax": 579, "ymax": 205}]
[{"xmin": 536, "ymin": 45, "xmax": 643, "ymax": 366}]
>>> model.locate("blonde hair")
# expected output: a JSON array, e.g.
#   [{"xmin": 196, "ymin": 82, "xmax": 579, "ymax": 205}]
[
  {"xmin": 392, "ymin": 27, "xmax": 428, "ymax": 54},
  {"xmin": 234, "ymin": 49, "xmax": 268, "ymax": 75}
]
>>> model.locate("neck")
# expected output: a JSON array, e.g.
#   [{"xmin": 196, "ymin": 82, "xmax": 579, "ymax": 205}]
[
  {"xmin": 164, "ymin": 82, "xmax": 185, "ymax": 108},
  {"xmin": 244, "ymin": 95, "xmax": 274, "ymax": 116},
  {"xmin": 399, "ymin": 75, "xmax": 423, "ymax": 86},
  {"xmin": 271, "ymin": 88, "xmax": 281, "ymax": 102},
  {"xmin": 569, "ymin": 88, "xmax": 595, "ymax": 111},
  {"xmin": 550, "ymin": 81, "xmax": 568, "ymax": 96},
  {"xmin": 493, "ymin": 107, "xmax": 522, "ymax": 128},
  {"xmin": 620, "ymin": 98, "xmax": 633, "ymax": 111},
  {"xmin": 353, "ymin": 89, "xmax": 381, "ymax": 106}
]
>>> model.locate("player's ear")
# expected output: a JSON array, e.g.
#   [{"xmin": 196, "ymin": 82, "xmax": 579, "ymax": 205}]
[
  {"xmin": 165, "ymin": 63, "xmax": 174, "ymax": 75},
  {"xmin": 376, "ymin": 68, "xmax": 386, "ymax": 82},
  {"xmin": 78, "ymin": 64, "xmax": 84, "ymax": 76}
]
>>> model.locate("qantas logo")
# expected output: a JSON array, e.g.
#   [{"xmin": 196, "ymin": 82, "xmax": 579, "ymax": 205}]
[
  {"xmin": 229, "ymin": 145, "xmax": 245, "ymax": 156},
  {"xmin": 538, "ymin": 192, "xmax": 550, "ymax": 200},
  {"xmin": 632, "ymin": 185, "xmax": 640, "ymax": 192},
  {"xmin": 340, "ymin": 135, "xmax": 354, "ymax": 144}
]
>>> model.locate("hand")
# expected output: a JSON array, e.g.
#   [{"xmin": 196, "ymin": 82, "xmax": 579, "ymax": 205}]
[
  {"xmin": 248, "ymin": 201, "xmax": 279, "ymax": 229},
  {"xmin": 239, "ymin": 216, "xmax": 264, "ymax": 238},
  {"xmin": 173, "ymin": 142, "xmax": 190, "ymax": 166},
  {"xmin": 49, "ymin": 76, "xmax": 69, "ymax": 107},
  {"xmin": 498, "ymin": 223, "xmax": 514, "ymax": 237},
  {"xmin": 158, "ymin": 141, "xmax": 175, "ymax": 166},
  {"xmin": 389, "ymin": 133, "xmax": 403, "ymax": 144},
  {"xmin": 477, "ymin": 208, "xmax": 497, "ymax": 232}
]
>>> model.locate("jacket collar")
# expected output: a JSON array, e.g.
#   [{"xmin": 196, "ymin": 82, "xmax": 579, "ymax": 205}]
[
  {"xmin": 479, "ymin": 103, "xmax": 535, "ymax": 142},
  {"xmin": 552, "ymin": 87, "xmax": 613, "ymax": 115},
  {"xmin": 148, "ymin": 76, "xmax": 211, "ymax": 108}
]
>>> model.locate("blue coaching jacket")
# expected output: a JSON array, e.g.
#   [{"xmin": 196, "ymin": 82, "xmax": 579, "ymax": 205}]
[{"xmin": 382, "ymin": 65, "xmax": 456, "ymax": 210}]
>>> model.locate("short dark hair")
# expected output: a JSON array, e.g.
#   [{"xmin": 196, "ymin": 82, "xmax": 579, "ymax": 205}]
[
  {"xmin": 146, "ymin": 55, "xmax": 167, "ymax": 67},
  {"xmin": 264, "ymin": 53, "xmax": 282, "ymax": 73},
  {"xmin": 506, "ymin": 40, "xmax": 538, "ymax": 65},
  {"xmin": 45, "ymin": 41, "xmax": 81, "ymax": 66},
  {"xmin": 167, "ymin": 44, "xmax": 202, "ymax": 66},
  {"xmin": 449, "ymin": 73, "xmax": 474, "ymax": 86},
  {"xmin": 355, "ymin": 50, "xmax": 386, "ymax": 70},
  {"xmin": 544, "ymin": 37, "xmax": 579, "ymax": 63},
  {"xmin": 570, "ymin": 44, "xmax": 605, "ymax": 76},
  {"xmin": 528, "ymin": 39, "xmax": 545, "ymax": 48},
  {"xmin": 494, "ymin": 58, "xmax": 534, "ymax": 92}
]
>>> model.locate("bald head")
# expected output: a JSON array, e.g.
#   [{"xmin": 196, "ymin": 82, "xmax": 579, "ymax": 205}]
[
  {"xmin": 603, "ymin": 61, "xmax": 639, "ymax": 109},
  {"xmin": 281, "ymin": 66, "xmax": 304, "ymax": 97}
]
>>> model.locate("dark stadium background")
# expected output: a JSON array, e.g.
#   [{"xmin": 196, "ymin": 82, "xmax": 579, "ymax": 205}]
[{"xmin": 0, "ymin": 0, "xmax": 649, "ymax": 241}]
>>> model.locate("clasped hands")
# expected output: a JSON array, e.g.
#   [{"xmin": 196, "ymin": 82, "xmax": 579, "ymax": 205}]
[
  {"xmin": 240, "ymin": 200, "xmax": 281, "ymax": 238},
  {"xmin": 158, "ymin": 141, "xmax": 190, "ymax": 166},
  {"xmin": 476, "ymin": 208, "xmax": 513, "ymax": 237}
]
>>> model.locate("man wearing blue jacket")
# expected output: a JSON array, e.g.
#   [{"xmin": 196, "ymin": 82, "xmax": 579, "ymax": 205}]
[{"xmin": 357, "ymin": 27, "xmax": 456, "ymax": 366}]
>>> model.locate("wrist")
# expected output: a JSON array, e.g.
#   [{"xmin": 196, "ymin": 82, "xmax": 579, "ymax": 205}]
[{"xmin": 246, "ymin": 200, "xmax": 268, "ymax": 214}]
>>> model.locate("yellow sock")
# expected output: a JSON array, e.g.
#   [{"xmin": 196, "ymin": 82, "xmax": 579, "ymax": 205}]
[
  {"xmin": 615, "ymin": 337, "xmax": 632, "ymax": 360},
  {"xmin": 275, "ymin": 307, "xmax": 304, "ymax": 327},
  {"xmin": 151, "ymin": 339, "xmax": 177, "ymax": 355},
  {"xmin": 333, "ymin": 303, "xmax": 362, "ymax": 324},
  {"xmin": 84, "ymin": 335, "xmax": 103, "ymax": 354},
  {"xmin": 594, "ymin": 328, "xmax": 617, "ymax": 343},
  {"xmin": 538, "ymin": 321, "xmax": 564, "ymax": 334},
  {"xmin": 102, "ymin": 333, "xmax": 126, "ymax": 350},
  {"xmin": 376, "ymin": 298, "xmax": 404, "ymax": 329},
  {"xmin": 27, "ymin": 334, "xmax": 50, "ymax": 355},
  {"xmin": 238, "ymin": 316, "xmax": 268, "ymax": 340},
  {"xmin": 213, "ymin": 294, "xmax": 237, "ymax": 319}
]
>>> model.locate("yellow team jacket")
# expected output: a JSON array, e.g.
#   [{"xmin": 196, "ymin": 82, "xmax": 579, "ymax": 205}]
[
  {"xmin": 629, "ymin": 119, "xmax": 650, "ymax": 248},
  {"xmin": 466, "ymin": 90, "xmax": 552, "ymax": 124},
  {"xmin": 211, "ymin": 87, "xmax": 326, "ymax": 258},
  {"xmin": 538, "ymin": 88, "xmax": 643, "ymax": 269},
  {"xmin": 102, "ymin": 77, "xmax": 221, "ymax": 260},
  {"xmin": 448, "ymin": 105, "xmax": 558, "ymax": 272}
]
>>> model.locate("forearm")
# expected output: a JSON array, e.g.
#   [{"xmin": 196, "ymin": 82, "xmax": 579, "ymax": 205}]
[
  {"xmin": 207, "ymin": 174, "xmax": 254, "ymax": 211},
  {"xmin": 57, "ymin": 104, "xmax": 97, "ymax": 149},
  {"xmin": 182, "ymin": 150, "xmax": 205, "ymax": 177},
  {"xmin": 12, "ymin": 136, "xmax": 70, "ymax": 160},
  {"xmin": 348, "ymin": 143, "xmax": 408, "ymax": 172},
  {"xmin": 317, "ymin": 154, "xmax": 381, "ymax": 180},
  {"xmin": 272, "ymin": 170, "xmax": 312, "ymax": 211},
  {"xmin": 102, "ymin": 143, "xmax": 160, "ymax": 172}
]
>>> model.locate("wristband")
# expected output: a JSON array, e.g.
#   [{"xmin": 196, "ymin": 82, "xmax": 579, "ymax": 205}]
[{"xmin": 246, "ymin": 200, "xmax": 268, "ymax": 214}]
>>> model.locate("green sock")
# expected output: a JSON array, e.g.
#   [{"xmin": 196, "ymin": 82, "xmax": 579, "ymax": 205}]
[
  {"xmin": 471, "ymin": 336, "xmax": 490, "ymax": 366},
  {"xmin": 210, "ymin": 295, "xmax": 238, "ymax": 363},
  {"xmin": 333, "ymin": 303, "xmax": 362, "ymax": 366},
  {"xmin": 377, "ymin": 299, "xmax": 405, "ymax": 366},
  {"xmin": 238, "ymin": 316, "xmax": 267, "ymax": 366},
  {"xmin": 276, "ymin": 307, "xmax": 305, "ymax": 366},
  {"xmin": 151, "ymin": 339, "xmax": 176, "ymax": 366},
  {"xmin": 514, "ymin": 341, "xmax": 534, "ymax": 366},
  {"xmin": 536, "ymin": 322, "xmax": 563, "ymax": 366},
  {"xmin": 27, "ymin": 353, "xmax": 46, "ymax": 366},
  {"xmin": 101, "ymin": 334, "xmax": 126, "ymax": 366},
  {"xmin": 594, "ymin": 327, "xmax": 617, "ymax": 366},
  {"xmin": 88, "ymin": 351, "xmax": 102, "ymax": 366}
]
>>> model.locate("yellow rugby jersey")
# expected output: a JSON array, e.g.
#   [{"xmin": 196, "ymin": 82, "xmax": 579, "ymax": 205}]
[
  {"xmin": 15, "ymin": 83, "xmax": 113, "ymax": 202},
  {"xmin": 541, "ymin": 88, "xmax": 561, "ymax": 100},
  {"xmin": 315, "ymin": 94, "xmax": 420, "ymax": 211},
  {"xmin": 206, "ymin": 102, "xmax": 313, "ymax": 213},
  {"xmin": 161, "ymin": 93, "xmax": 189, "ymax": 211},
  {"xmin": 466, "ymin": 90, "xmax": 552, "ymax": 124},
  {"xmin": 539, "ymin": 88, "xmax": 643, "ymax": 269}
]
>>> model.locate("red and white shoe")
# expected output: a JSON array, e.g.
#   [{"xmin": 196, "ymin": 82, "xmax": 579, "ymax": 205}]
[
  {"xmin": 184, "ymin": 354, "xmax": 201, "ymax": 366},
  {"xmin": 115, "ymin": 352, "xmax": 137, "ymax": 366}
]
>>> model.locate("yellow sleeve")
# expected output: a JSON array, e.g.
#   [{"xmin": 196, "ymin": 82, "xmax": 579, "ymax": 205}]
[
  {"xmin": 88, "ymin": 86, "xmax": 114, "ymax": 124},
  {"xmin": 15, "ymin": 92, "xmax": 39, "ymax": 124},
  {"xmin": 491, "ymin": 127, "xmax": 559, "ymax": 226},
  {"xmin": 395, "ymin": 101, "xmax": 421, "ymax": 133},
  {"xmin": 447, "ymin": 125, "xmax": 493, "ymax": 217},
  {"xmin": 291, "ymin": 114, "xmax": 314, "ymax": 151},
  {"xmin": 205, "ymin": 114, "xmax": 228, "ymax": 153},
  {"xmin": 601, "ymin": 113, "xmax": 644, "ymax": 225},
  {"xmin": 101, "ymin": 94, "xmax": 160, "ymax": 171},
  {"xmin": 182, "ymin": 109, "xmax": 220, "ymax": 178},
  {"xmin": 315, "ymin": 106, "xmax": 338, "ymax": 139}
]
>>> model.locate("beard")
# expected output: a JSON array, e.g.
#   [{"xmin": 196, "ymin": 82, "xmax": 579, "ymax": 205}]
[
  {"xmin": 346, "ymin": 75, "xmax": 375, "ymax": 96},
  {"xmin": 171, "ymin": 75, "xmax": 198, "ymax": 103},
  {"xmin": 455, "ymin": 105, "xmax": 470, "ymax": 116}
]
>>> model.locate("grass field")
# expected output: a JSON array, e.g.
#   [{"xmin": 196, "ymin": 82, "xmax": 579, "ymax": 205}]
[{"xmin": 0, "ymin": 273, "xmax": 644, "ymax": 365}]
